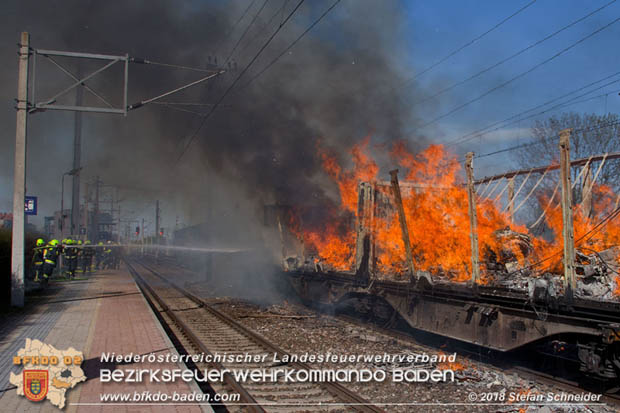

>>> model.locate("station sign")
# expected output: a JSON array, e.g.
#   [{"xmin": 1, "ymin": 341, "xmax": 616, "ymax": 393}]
[{"xmin": 25, "ymin": 196, "xmax": 37, "ymax": 216}]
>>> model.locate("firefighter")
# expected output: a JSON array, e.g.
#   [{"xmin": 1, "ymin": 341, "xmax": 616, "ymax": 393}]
[
  {"xmin": 111, "ymin": 241, "xmax": 121, "ymax": 269},
  {"xmin": 63, "ymin": 239, "xmax": 78, "ymax": 279},
  {"xmin": 32, "ymin": 238, "xmax": 45, "ymax": 282},
  {"xmin": 75, "ymin": 240, "xmax": 84, "ymax": 276},
  {"xmin": 60, "ymin": 238, "xmax": 68, "ymax": 275},
  {"xmin": 82, "ymin": 240, "xmax": 94, "ymax": 275},
  {"xmin": 95, "ymin": 241, "xmax": 104, "ymax": 270},
  {"xmin": 103, "ymin": 241, "xmax": 113, "ymax": 269},
  {"xmin": 41, "ymin": 239, "xmax": 60, "ymax": 286},
  {"xmin": 60, "ymin": 239, "xmax": 69, "ymax": 277}
]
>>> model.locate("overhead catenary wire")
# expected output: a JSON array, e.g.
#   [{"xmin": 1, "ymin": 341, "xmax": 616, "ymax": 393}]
[
  {"xmin": 448, "ymin": 73, "xmax": 620, "ymax": 147},
  {"xmin": 236, "ymin": 0, "xmax": 297, "ymax": 57},
  {"xmin": 449, "ymin": 71, "xmax": 620, "ymax": 146},
  {"xmin": 238, "ymin": 0, "xmax": 342, "ymax": 90},
  {"xmin": 356, "ymin": 0, "xmax": 539, "ymax": 111},
  {"xmin": 412, "ymin": 0, "xmax": 616, "ymax": 108},
  {"xmin": 474, "ymin": 119, "xmax": 620, "ymax": 160},
  {"xmin": 402, "ymin": 0, "xmax": 538, "ymax": 86},
  {"xmin": 176, "ymin": 0, "xmax": 307, "ymax": 162},
  {"xmin": 417, "ymin": 15, "xmax": 620, "ymax": 129},
  {"xmin": 224, "ymin": 0, "xmax": 270, "ymax": 64},
  {"xmin": 213, "ymin": 0, "xmax": 258, "ymax": 58}
]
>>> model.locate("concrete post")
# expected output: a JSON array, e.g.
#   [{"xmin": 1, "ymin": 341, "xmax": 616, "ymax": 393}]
[{"xmin": 11, "ymin": 32, "xmax": 29, "ymax": 307}]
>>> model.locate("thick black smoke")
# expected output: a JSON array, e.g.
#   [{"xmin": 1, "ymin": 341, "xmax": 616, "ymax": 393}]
[{"xmin": 0, "ymin": 0, "xmax": 430, "ymax": 231}]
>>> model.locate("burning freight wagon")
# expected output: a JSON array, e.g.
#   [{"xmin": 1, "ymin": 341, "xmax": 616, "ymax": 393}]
[
  {"xmin": 278, "ymin": 136, "xmax": 620, "ymax": 383},
  {"xmin": 281, "ymin": 138, "xmax": 620, "ymax": 302}
]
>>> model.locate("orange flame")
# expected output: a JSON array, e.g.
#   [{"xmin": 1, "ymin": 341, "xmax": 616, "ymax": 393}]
[{"xmin": 291, "ymin": 138, "xmax": 620, "ymax": 296}]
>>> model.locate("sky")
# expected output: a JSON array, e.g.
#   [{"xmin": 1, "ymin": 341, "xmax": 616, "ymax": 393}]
[
  {"xmin": 399, "ymin": 0, "xmax": 620, "ymax": 168},
  {"xmin": 0, "ymin": 0, "xmax": 619, "ymax": 232}
]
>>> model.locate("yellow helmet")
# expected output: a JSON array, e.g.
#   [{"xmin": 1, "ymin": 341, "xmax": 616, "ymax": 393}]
[
  {"xmin": 36, "ymin": 238, "xmax": 45, "ymax": 246},
  {"xmin": 49, "ymin": 239, "xmax": 59, "ymax": 247}
]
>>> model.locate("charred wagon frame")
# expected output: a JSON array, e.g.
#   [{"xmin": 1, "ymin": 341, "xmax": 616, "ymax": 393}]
[{"xmin": 284, "ymin": 129, "xmax": 620, "ymax": 382}]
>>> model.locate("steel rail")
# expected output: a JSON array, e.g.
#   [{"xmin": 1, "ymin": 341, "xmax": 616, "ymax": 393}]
[
  {"xmin": 129, "ymin": 259, "xmax": 385, "ymax": 413},
  {"xmin": 126, "ymin": 260, "xmax": 265, "ymax": 413}
]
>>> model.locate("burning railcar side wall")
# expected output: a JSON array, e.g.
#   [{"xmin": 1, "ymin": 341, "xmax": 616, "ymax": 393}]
[{"xmin": 284, "ymin": 139, "xmax": 620, "ymax": 300}]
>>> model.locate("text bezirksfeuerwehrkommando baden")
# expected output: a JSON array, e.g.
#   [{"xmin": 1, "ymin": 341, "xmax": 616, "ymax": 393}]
[{"xmin": 99, "ymin": 352, "xmax": 457, "ymax": 384}]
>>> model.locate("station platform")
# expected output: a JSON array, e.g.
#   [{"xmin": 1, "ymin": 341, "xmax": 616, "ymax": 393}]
[{"xmin": 0, "ymin": 266, "xmax": 208, "ymax": 413}]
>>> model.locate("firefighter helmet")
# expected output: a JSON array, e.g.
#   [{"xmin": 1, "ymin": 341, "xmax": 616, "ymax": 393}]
[
  {"xmin": 49, "ymin": 239, "xmax": 59, "ymax": 246},
  {"xmin": 36, "ymin": 238, "xmax": 45, "ymax": 247}
]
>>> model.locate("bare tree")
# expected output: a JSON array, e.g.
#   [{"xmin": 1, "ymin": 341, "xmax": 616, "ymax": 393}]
[{"xmin": 509, "ymin": 112, "xmax": 620, "ymax": 228}]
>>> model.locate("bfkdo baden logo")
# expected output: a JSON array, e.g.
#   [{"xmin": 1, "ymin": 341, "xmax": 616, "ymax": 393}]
[
  {"xmin": 10, "ymin": 339, "xmax": 87, "ymax": 409},
  {"xmin": 23, "ymin": 370, "xmax": 49, "ymax": 402}
]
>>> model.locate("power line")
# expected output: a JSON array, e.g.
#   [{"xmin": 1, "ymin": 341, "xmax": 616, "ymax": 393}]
[
  {"xmin": 418, "ymin": 15, "xmax": 620, "ymax": 129},
  {"xmin": 214, "ymin": 0, "xmax": 258, "ymax": 58},
  {"xmin": 408, "ymin": 0, "xmax": 538, "ymax": 83},
  {"xmin": 237, "ymin": 0, "xmax": 295, "ymax": 57},
  {"xmin": 224, "ymin": 0, "xmax": 270, "ymax": 64},
  {"xmin": 176, "ymin": 0, "xmax": 307, "ymax": 162},
  {"xmin": 446, "ymin": 70, "xmax": 620, "ymax": 147},
  {"xmin": 239, "ymin": 0, "xmax": 342, "ymax": 90},
  {"xmin": 411, "ymin": 0, "xmax": 617, "ymax": 108},
  {"xmin": 370, "ymin": 0, "xmax": 538, "ymax": 110},
  {"xmin": 474, "ymin": 119, "xmax": 620, "ymax": 159},
  {"xmin": 450, "ymin": 77, "xmax": 620, "ymax": 148}
]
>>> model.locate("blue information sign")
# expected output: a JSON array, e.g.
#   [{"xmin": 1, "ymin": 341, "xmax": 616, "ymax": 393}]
[{"xmin": 25, "ymin": 196, "xmax": 37, "ymax": 215}]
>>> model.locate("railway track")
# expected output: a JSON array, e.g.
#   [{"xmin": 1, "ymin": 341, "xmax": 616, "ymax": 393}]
[
  {"xmin": 129, "ymin": 256, "xmax": 620, "ymax": 408},
  {"xmin": 125, "ymin": 259, "xmax": 385, "ymax": 413},
  {"xmin": 333, "ymin": 313, "xmax": 620, "ymax": 407}
]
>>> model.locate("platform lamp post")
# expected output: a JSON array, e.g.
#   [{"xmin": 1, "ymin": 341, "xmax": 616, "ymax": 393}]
[{"xmin": 60, "ymin": 167, "xmax": 82, "ymax": 239}]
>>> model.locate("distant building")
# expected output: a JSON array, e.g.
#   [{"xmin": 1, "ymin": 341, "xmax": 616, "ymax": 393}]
[
  {"xmin": 44, "ymin": 216, "xmax": 54, "ymax": 239},
  {"xmin": 0, "ymin": 212, "xmax": 37, "ymax": 233},
  {"xmin": 49, "ymin": 205, "xmax": 116, "ymax": 242},
  {"xmin": 0, "ymin": 212, "xmax": 12, "ymax": 229}
]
